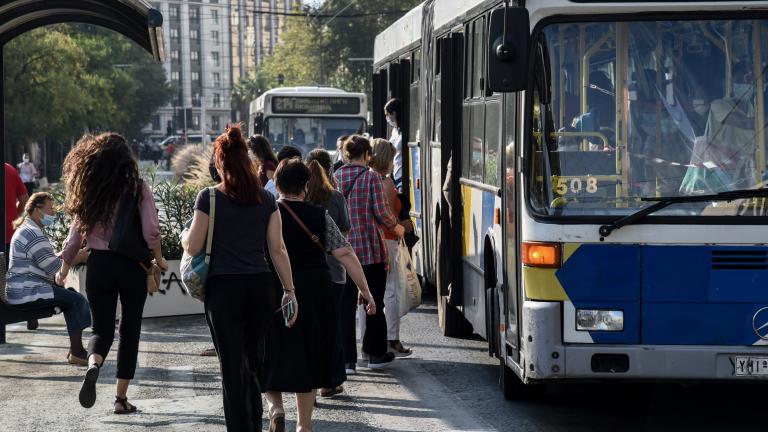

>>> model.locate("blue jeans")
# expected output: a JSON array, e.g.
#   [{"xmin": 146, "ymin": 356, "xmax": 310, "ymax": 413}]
[{"xmin": 38, "ymin": 287, "xmax": 91, "ymax": 335}]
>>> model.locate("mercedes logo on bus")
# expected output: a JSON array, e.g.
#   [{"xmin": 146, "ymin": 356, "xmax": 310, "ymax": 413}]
[{"xmin": 752, "ymin": 307, "xmax": 768, "ymax": 340}]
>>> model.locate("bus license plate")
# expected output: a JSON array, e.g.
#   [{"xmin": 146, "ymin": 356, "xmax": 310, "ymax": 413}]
[{"xmin": 734, "ymin": 356, "xmax": 768, "ymax": 376}]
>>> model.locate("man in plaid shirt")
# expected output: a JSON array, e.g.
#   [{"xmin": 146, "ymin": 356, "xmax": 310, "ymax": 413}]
[{"xmin": 334, "ymin": 135, "xmax": 404, "ymax": 371}]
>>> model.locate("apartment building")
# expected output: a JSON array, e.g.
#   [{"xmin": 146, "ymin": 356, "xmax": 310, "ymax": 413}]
[
  {"xmin": 231, "ymin": 0, "xmax": 300, "ymax": 83},
  {"xmin": 146, "ymin": 0, "xmax": 233, "ymax": 137}
]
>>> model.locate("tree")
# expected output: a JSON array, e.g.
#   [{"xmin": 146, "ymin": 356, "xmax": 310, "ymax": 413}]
[
  {"xmin": 4, "ymin": 24, "xmax": 173, "ymax": 176},
  {"xmin": 254, "ymin": 1, "xmax": 422, "ymax": 98}
]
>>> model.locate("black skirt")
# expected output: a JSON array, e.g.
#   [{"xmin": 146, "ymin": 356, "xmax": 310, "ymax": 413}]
[{"xmin": 260, "ymin": 268, "xmax": 338, "ymax": 393}]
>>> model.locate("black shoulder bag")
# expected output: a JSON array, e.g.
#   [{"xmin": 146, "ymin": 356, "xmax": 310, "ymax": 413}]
[{"xmin": 109, "ymin": 184, "xmax": 153, "ymax": 264}]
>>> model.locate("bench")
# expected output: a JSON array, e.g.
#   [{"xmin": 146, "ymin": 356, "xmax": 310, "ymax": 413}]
[{"xmin": 0, "ymin": 299, "xmax": 60, "ymax": 344}]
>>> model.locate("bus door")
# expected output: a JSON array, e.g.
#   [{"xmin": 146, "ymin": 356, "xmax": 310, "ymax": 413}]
[
  {"xmin": 407, "ymin": 51, "xmax": 425, "ymax": 278},
  {"xmin": 502, "ymin": 92, "xmax": 520, "ymax": 360}
]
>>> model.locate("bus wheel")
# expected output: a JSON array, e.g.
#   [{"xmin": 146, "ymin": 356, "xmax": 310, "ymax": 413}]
[
  {"xmin": 438, "ymin": 290, "xmax": 471, "ymax": 337},
  {"xmin": 499, "ymin": 359, "xmax": 544, "ymax": 400}
]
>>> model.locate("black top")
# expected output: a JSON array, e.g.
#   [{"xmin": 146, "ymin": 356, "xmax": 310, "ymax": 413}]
[
  {"xmin": 195, "ymin": 187, "xmax": 277, "ymax": 277},
  {"xmin": 278, "ymin": 200, "xmax": 328, "ymax": 270}
]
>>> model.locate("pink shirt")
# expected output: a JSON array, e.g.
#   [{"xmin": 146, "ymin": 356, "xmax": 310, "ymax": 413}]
[{"xmin": 62, "ymin": 181, "xmax": 161, "ymax": 264}]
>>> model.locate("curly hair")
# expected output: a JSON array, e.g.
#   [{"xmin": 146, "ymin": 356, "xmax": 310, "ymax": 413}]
[{"xmin": 62, "ymin": 133, "xmax": 141, "ymax": 235}]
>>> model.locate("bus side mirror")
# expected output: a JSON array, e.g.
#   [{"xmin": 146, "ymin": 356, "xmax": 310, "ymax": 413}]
[
  {"xmin": 487, "ymin": 7, "xmax": 530, "ymax": 93},
  {"xmin": 254, "ymin": 114, "xmax": 264, "ymax": 135}
]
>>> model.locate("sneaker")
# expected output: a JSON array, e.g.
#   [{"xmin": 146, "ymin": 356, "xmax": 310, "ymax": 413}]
[
  {"xmin": 367, "ymin": 352, "xmax": 396, "ymax": 369},
  {"xmin": 388, "ymin": 340, "xmax": 413, "ymax": 358},
  {"xmin": 345, "ymin": 363, "xmax": 357, "ymax": 375}
]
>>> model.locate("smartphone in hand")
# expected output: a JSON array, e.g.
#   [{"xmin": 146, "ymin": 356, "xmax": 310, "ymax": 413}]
[{"xmin": 284, "ymin": 300, "xmax": 295, "ymax": 327}]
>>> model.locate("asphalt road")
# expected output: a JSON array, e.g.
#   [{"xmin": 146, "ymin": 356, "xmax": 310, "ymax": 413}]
[{"xmin": 0, "ymin": 297, "xmax": 765, "ymax": 431}]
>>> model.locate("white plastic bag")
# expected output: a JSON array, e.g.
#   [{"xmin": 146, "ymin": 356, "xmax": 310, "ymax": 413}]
[{"xmin": 397, "ymin": 239, "xmax": 421, "ymax": 317}]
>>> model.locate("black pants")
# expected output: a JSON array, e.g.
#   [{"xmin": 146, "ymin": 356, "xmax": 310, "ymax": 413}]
[
  {"xmin": 205, "ymin": 273, "xmax": 276, "ymax": 432},
  {"xmin": 85, "ymin": 250, "xmax": 147, "ymax": 380},
  {"xmin": 342, "ymin": 278, "xmax": 359, "ymax": 364},
  {"xmin": 342, "ymin": 263, "xmax": 388, "ymax": 360}
]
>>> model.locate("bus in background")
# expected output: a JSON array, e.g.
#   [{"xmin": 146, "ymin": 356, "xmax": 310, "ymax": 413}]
[
  {"xmin": 249, "ymin": 87, "xmax": 368, "ymax": 158},
  {"xmin": 375, "ymin": 0, "xmax": 768, "ymax": 399}
]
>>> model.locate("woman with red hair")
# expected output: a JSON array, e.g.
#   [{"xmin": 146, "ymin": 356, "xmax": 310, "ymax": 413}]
[{"xmin": 182, "ymin": 124, "xmax": 295, "ymax": 432}]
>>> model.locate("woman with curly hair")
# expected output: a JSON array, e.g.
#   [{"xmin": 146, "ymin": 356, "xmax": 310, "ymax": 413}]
[{"xmin": 59, "ymin": 133, "xmax": 168, "ymax": 414}]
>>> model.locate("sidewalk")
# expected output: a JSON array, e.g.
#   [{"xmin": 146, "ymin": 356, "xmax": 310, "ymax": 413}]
[{"xmin": 0, "ymin": 303, "xmax": 498, "ymax": 432}]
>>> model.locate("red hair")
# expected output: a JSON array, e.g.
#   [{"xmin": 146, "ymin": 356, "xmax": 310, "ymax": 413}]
[{"xmin": 214, "ymin": 124, "xmax": 263, "ymax": 204}]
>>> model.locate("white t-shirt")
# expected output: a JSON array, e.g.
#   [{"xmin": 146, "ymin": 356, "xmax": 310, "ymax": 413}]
[{"xmin": 390, "ymin": 128, "xmax": 403, "ymax": 191}]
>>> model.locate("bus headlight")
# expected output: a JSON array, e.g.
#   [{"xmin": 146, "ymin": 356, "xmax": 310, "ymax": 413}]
[{"xmin": 576, "ymin": 309, "xmax": 624, "ymax": 332}]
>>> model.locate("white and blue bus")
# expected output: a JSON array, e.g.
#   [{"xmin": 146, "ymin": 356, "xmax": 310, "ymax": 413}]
[
  {"xmin": 374, "ymin": 0, "xmax": 768, "ymax": 398},
  {"xmin": 249, "ymin": 87, "xmax": 368, "ymax": 157}
]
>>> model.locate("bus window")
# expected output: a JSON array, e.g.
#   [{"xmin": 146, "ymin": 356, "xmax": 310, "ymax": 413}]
[
  {"xmin": 484, "ymin": 100, "xmax": 502, "ymax": 186},
  {"xmin": 532, "ymin": 18, "xmax": 768, "ymax": 218}
]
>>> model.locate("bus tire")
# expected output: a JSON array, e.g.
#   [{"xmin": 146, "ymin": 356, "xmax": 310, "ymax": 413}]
[
  {"xmin": 438, "ymin": 291, "xmax": 471, "ymax": 337},
  {"xmin": 499, "ymin": 359, "xmax": 544, "ymax": 400}
]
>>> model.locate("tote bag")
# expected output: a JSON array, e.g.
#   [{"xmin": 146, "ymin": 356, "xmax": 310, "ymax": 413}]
[
  {"xmin": 180, "ymin": 187, "xmax": 215, "ymax": 301},
  {"xmin": 398, "ymin": 239, "xmax": 422, "ymax": 317}
]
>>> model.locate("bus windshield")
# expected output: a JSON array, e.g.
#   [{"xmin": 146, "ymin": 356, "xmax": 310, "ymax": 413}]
[
  {"xmin": 265, "ymin": 117, "xmax": 366, "ymax": 155},
  {"xmin": 530, "ymin": 18, "xmax": 768, "ymax": 218}
]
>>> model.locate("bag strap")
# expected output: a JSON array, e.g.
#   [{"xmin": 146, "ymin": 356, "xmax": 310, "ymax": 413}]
[
  {"xmin": 278, "ymin": 200, "xmax": 325, "ymax": 252},
  {"xmin": 343, "ymin": 167, "xmax": 368, "ymax": 200},
  {"xmin": 204, "ymin": 187, "xmax": 216, "ymax": 264}
]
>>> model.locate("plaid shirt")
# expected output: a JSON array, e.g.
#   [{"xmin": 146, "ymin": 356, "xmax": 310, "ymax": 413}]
[{"xmin": 334, "ymin": 164, "xmax": 397, "ymax": 266}]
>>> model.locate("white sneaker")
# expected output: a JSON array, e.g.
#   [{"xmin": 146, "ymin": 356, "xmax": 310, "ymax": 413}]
[{"xmin": 367, "ymin": 352, "xmax": 396, "ymax": 369}]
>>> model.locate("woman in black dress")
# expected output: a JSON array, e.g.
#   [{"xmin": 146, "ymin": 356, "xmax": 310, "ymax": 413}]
[{"xmin": 262, "ymin": 158, "xmax": 376, "ymax": 432}]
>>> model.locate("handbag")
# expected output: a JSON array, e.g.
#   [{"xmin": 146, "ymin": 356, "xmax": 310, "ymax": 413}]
[
  {"xmin": 109, "ymin": 183, "xmax": 153, "ymax": 263},
  {"xmin": 278, "ymin": 200, "xmax": 325, "ymax": 252},
  {"xmin": 180, "ymin": 187, "xmax": 216, "ymax": 301},
  {"xmin": 109, "ymin": 183, "xmax": 157, "ymax": 293},
  {"xmin": 397, "ymin": 238, "xmax": 422, "ymax": 317},
  {"xmin": 140, "ymin": 262, "xmax": 162, "ymax": 294}
]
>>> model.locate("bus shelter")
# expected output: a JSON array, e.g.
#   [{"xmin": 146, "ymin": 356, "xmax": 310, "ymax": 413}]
[{"xmin": 0, "ymin": 0, "xmax": 164, "ymax": 342}]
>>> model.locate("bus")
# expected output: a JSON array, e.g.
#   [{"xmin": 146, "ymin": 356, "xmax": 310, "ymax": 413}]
[
  {"xmin": 374, "ymin": 0, "xmax": 768, "ymax": 398},
  {"xmin": 249, "ymin": 87, "xmax": 368, "ymax": 157}
]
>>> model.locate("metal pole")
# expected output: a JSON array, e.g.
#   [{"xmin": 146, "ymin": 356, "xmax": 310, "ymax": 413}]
[{"xmin": 1, "ymin": 42, "xmax": 6, "ymax": 344}]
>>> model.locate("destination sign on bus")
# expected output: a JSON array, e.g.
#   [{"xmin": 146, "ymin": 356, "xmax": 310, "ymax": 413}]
[{"xmin": 271, "ymin": 96, "xmax": 361, "ymax": 115}]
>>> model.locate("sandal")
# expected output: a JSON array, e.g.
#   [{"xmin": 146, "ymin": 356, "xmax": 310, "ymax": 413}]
[
  {"xmin": 79, "ymin": 364, "xmax": 100, "ymax": 408},
  {"xmin": 320, "ymin": 385, "xmax": 344, "ymax": 398},
  {"xmin": 269, "ymin": 413, "xmax": 285, "ymax": 432},
  {"xmin": 114, "ymin": 396, "xmax": 137, "ymax": 414},
  {"xmin": 67, "ymin": 352, "xmax": 88, "ymax": 367}
]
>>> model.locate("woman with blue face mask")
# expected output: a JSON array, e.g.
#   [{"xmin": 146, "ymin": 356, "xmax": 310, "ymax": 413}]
[{"xmin": 5, "ymin": 192, "xmax": 91, "ymax": 365}]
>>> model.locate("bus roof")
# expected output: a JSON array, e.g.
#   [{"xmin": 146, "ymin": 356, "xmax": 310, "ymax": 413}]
[{"xmin": 373, "ymin": 0, "xmax": 768, "ymax": 65}]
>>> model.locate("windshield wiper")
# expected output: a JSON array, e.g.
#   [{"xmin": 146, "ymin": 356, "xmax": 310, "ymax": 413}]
[{"xmin": 598, "ymin": 187, "xmax": 768, "ymax": 238}]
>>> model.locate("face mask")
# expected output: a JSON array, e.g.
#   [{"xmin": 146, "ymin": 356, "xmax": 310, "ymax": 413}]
[
  {"xmin": 733, "ymin": 83, "xmax": 755, "ymax": 100},
  {"xmin": 22, "ymin": 156, "xmax": 29, "ymax": 163},
  {"xmin": 692, "ymin": 100, "xmax": 709, "ymax": 116},
  {"xmin": 386, "ymin": 115, "xmax": 397, "ymax": 128},
  {"xmin": 41, "ymin": 214, "xmax": 56, "ymax": 227}
]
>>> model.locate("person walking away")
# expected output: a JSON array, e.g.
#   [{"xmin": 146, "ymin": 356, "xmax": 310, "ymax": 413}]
[
  {"xmin": 334, "ymin": 135, "xmax": 404, "ymax": 373},
  {"xmin": 6, "ymin": 192, "xmax": 91, "ymax": 365},
  {"xmin": 305, "ymin": 149, "xmax": 349, "ymax": 397},
  {"xmin": 164, "ymin": 140, "xmax": 176, "ymax": 171},
  {"xmin": 59, "ymin": 133, "xmax": 169, "ymax": 414},
  {"xmin": 182, "ymin": 125, "xmax": 296, "ymax": 432},
  {"xmin": 4, "ymin": 163, "xmax": 35, "ymax": 330},
  {"xmin": 369, "ymin": 139, "xmax": 414, "ymax": 357},
  {"xmin": 262, "ymin": 158, "xmax": 376, "ymax": 432},
  {"xmin": 248, "ymin": 135, "xmax": 279, "ymax": 186},
  {"xmin": 17, "ymin": 154, "xmax": 38, "ymax": 194}
]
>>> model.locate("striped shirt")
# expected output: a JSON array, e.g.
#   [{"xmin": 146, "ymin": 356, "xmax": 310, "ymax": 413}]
[
  {"xmin": 334, "ymin": 164, "xmax": 397, "ymax": 265},
  {"xmin": 5, "ymin": 220, "xmax": 61, "ymax": 304}
]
